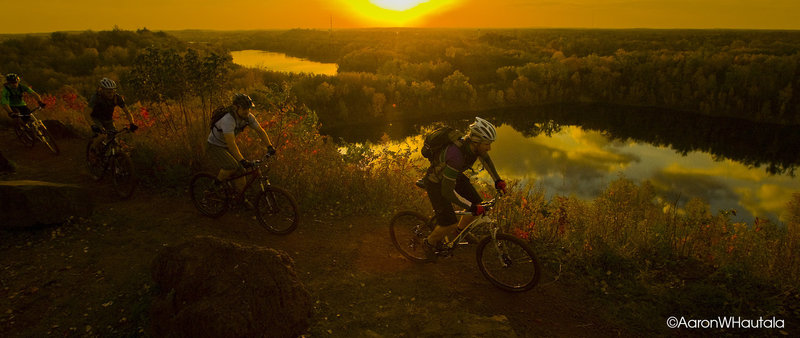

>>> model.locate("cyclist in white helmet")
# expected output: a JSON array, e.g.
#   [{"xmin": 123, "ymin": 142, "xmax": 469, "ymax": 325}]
[
  {"xmin": 87, "ymin": 77, "xmax": 137, "ymax": 152},
  {"xmin": 421, "ymin": 116, "xmax": 506, "ymax": 260}
]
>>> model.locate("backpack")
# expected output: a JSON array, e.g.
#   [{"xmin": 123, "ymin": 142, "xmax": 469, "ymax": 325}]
[
  {"xmin": 210, "ymin": 106, "xmax": 231, "ymax": 132},
  {"xmin": 421, "ymin": 127, "xmax": 465, "ymax": 162}
]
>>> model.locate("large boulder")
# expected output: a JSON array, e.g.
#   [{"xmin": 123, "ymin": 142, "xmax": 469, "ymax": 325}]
[
  {"xmin": 0, "ymin": 151, "xmax": 14, "ymax": 173},
  {"xmin": 42, "ymin": 119, "xmax": 83, "ymax": 139},
  {"xmin": 150, "ymin": 236, "xmax": 313, "ymax": 338},
  {"xmin": 0, "ymin": 180, "xmax": 93, "ymax": 228}
]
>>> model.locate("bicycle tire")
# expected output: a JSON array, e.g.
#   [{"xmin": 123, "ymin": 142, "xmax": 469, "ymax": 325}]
[
  {"xmin": 36, "ymin": 123, "xmax": 60, "ymax": 155},
  {"xmin": 14, "ymin": 120, "xmax": 35, "ymax": 147},
  {"xmin": 255, "ymin": 186, "xmax": 299, "ymax": 235},
  {"xmin": 85, "ymin": 141, "xmax": 105, "ymax": 181},
  {"xmin": 189, "ymin": 173, "xmax": 229, "ymax": 218},
  {"xmin": 389, "ymin": 211, "xmax": 435, "ymax": 263},
  {"xmin": 111, "ymin": 153, "xmax": 137, "ymax": 199},
  {"xmin": 476, "ymin": 233, "xmax": 541, "ymax": 292}
]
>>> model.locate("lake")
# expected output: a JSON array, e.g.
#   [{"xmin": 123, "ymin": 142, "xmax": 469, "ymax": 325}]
[
  {"xmin": 231, "ymin": 50, "xmax": 338, "ymax": 75},
  {"xmin": 324, "ymin": 106, "xmax": 800, "ymax": 224}
]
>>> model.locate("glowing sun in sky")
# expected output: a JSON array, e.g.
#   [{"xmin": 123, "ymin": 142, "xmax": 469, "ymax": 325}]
[
  {"xmin": 335, "ymin": 0, "xmax": 461, "ymax": 27},
  {"xmin": 369, "ymin": 0, "xmax": 429, "ymax": 11}
]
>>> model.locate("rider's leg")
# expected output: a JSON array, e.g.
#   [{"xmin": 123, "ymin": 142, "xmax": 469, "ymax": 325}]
[
  {"xmin": 207, "ymin": 143, "xmax": 246, "ymax": 193},
  {"xmin": 90, "ymin": 118, "xmax": 115, "ymax": 152}
]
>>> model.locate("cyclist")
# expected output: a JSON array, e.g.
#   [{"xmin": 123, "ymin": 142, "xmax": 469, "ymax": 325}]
[
  {"xmin": 87, "ymin": 78, "xmax": 137, "ymax": 152},
  {"xmin": 206, "ymin": 93, "xmax": 276, "ymax": 196},
  {"xmin": 422, "ymin": 117, "xmax": 507, "ymax": 259},
  {"xmin": 2, "ymin": 73, "xmax": 45, "ymax": 122}
]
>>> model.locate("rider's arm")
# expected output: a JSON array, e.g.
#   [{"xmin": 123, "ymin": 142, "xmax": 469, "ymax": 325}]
[
  {"xmin": 223, "ymin": 133, "xmax": 245, "ymax": 162},
  {"xmin": 120, "ymin": 106, "xmax": 135, "ymax": 125},
  {"xmin": 479, "ymin": 154, "xmax": 501, "ymax": 182},
  {"xmin": 25, "ymin": 87, "xmax": 43, "ymax": 105},
  {"xmin": 248, "ymin": 114, "xmax": 273, "ymax": 148},
  {"xmin": 1, "ymin": 89, "xmax": 12, "ymax": 114}
]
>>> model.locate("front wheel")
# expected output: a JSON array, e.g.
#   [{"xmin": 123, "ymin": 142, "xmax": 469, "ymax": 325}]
[
  {"xmin": 255, "ymin": 186, "xmax": 299, "ymax": 235},
  {"xmin": 189, "ymin": 173, "xmax": 229, "ymax": 218},
  {"xmin": 111, "ymin": 153, "xmax": 137, "ymax": 199},
  {"xmin": 35, "ymin": 123, "xmax": 60, "ymax": 155},
  {"xmin": 476, "ymin": 233, "xmax": 541, "ymax": 292},
  {"xmin": 389, "ymin": 211, "xmax": 435, "ymax": 263},
  {"xmin": 85, "ymin": 140, "xmax": 105, "ymax": 181}
]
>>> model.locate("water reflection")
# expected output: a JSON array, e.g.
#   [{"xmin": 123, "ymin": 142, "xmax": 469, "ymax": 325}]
[
  {"xmin": 324, "ymin": 106, "xmax": 799, "ymax": 223},
  {"xmin": 231, "ymin": 50, "xmax": 338, "ymax": 75}
]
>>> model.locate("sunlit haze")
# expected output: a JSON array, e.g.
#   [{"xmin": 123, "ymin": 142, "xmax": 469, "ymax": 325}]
[{"xmin": 2, "ymin": 0, "xmax": 799, "ymax": 33}]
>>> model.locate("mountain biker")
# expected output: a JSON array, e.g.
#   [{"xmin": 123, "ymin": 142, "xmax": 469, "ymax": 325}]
[
  {"xmin": 2, "ymin": 73, "xmax": 45, "ymax": 122},
  {"xmin": 422, "ymin": 117, "xmax": 507, "ymax": 259},
  {"xmin": 87, "ymin": 78, "xmax": 137, "ymax": 152},
  {"xmin": 206, "ymin": 93, "xmax": 276, "ymax": 195}
]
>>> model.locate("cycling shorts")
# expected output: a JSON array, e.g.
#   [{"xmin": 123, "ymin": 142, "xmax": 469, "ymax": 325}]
[{"xmin": 425, "ymin": 173, "xmax": 482, "ymax": 227}]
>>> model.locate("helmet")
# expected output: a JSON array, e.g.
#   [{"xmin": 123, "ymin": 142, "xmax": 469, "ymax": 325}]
[
  {"xmin": 6, "ymin": 73, "xmax": 19, "ymax": 83},
  {"xmin": 233, "ymin": 93, "xmax": 255, "ymax": 108},
  {"xmin": 468, "ymin": 117, "xmax": 497, "ymax": 143},
  {"xmin": 99, "ymin": 77, "xmax": 117, "ymax": 89}
]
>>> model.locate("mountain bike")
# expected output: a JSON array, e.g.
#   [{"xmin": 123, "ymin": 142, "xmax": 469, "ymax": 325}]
[
  {"xmin": 189, "ymin": 153, "xmax": 299, "ymax": 235},
  {"xmin": 10, "ymin": 106, "xmax": 60, "ymax": 155},
  {"xmin": 390, "ymin": 196, "xmax": 541, "ymax": 292},
  {"xmin": 85, "ymin": 127, "xmax": 137, "ymax": 199}
]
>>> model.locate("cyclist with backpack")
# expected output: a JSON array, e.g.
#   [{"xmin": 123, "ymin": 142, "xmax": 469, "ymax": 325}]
[
  {"xmin": 87, "ymin": 78, "xmax": 137, "ymax": 152},
  {"xmin": 2, "ymin": 73, "xmax": 46, "ymax": 122},
  {"xmin": 420, "ymin": 117, "xmax": 507, "ymax": 260},
  {"xmin": 206, "ymin": 93, "xmax": 276, "ymax": 195}
]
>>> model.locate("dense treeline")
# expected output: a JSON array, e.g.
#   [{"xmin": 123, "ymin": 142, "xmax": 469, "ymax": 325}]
[
  {"xmin": 172, "ymin": 28, "xmax": 800, "ymax": 126},
  {"xmin": 0, "ymin": 28, "xmax": 230, "ymax": 101}
]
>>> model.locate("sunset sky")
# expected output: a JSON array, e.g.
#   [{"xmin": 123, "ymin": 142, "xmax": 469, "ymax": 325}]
[{"xmin": 3, "ymin": 0, "xmax": 799, "ymax": 34}]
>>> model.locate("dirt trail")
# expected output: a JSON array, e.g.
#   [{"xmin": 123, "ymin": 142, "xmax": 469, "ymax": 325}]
[{"xmin": 0, "ymin": 129, "xmax": 628, "ymax": 337}]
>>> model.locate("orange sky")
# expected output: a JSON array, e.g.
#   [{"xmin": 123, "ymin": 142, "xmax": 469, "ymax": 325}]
[{"xmin": 2, "ymin": 0, "xmax": 799, "ymax": 33}]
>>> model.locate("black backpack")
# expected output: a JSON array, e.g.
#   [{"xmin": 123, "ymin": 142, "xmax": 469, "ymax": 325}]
[
  {"xmin": 421, "ymin": 127, "xmax": 465, "ymax": 162},
  {"xmin": 210, "ymin": 106, "xmax": 231, "ymax": 132}
]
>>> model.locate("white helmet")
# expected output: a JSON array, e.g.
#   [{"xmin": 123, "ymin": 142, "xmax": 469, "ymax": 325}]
[
  {"xmin": 99, "ymin": 77, "xmax": 117, "ymax": 89},
  {"xmin": 468, "ymin": 117, "xmax": 496, "ymax": 143}
]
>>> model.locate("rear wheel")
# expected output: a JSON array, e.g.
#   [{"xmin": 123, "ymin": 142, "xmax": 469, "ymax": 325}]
[
  {"xmin": 389, "ymin": 211, "xmax": 435, "ymax": 263},
  {"xmin": 111, "ymin": 153, "xmax": 137, "ymax": 199},
  {"xmin": 189, "ymin": 173, "xmax": 229, "ymax": 218},
  {"xmin": 255, "ymin": 186, "xmax": 299, "ymax": 235},
  {"xmin": 14, "ymin": 120, "xmax": 35, "ymax": 147},
  {"xmin": 476, "ymin": 233, "xmax": 541, "ymax": 292}
]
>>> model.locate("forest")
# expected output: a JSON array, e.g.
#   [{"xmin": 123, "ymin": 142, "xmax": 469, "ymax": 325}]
[{"xmin": 2, "ymin": 28, "xmax": 799, "ymax": 129}]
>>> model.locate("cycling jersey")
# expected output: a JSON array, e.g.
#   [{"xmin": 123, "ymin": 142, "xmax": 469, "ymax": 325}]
[
  {"xmin": 206, "ymin": 107, "xmax": 260, "ymax": 148},
  {"xmin": 1, "ymin": 84, "xmax": 35, "ymax": 107},
  {"xmin": 424, "ymin": 140, "xmax": 501, "ymax": 226},
  {"xmin": 89, "ymin": 92, "xmax": 126, "ymax": 121}
]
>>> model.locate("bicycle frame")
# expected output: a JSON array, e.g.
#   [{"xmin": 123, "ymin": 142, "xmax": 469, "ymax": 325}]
[
  {"xmin": 438, "ymin": 198, "xmax": 500, "ymax": 251},
  {"xmin": 218, "ymin": 155, "xmax": 274, "ymax": 200}
]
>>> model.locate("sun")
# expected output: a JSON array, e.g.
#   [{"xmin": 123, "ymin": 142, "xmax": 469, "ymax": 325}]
[
  {"xmin": 333, "ymin": 0, "xmax": 462, "ymax": 27},
  {"xmin": 369, "ymin": 0, "xmax": 429, "ymax": 11}
]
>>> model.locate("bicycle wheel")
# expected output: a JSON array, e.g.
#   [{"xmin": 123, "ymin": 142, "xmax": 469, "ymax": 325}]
[
  {"xmin": 111, "ymin": 153, "xmax": 137, "ymax": 199},
  {"xmin": 476, "ymin": 233, "xmax": 541, "ymax": 292},
  {"xmin": 35, "ymin": 123, "xmax": 60, "ymax": 155},
  {"xmin": 255, "ymin": 186, "xmax": 299, "ymax": 235},
  {"xmin": 85, "ymin": 141, "xmax": 105, "ymax": 181},
  {"xmin": 189, "ymin": 173, "xmax": 229, "ymax": 218},
  {"xmin": 14, "ymin": 120, "xmax": 35, "ymax": 147},
  {"xmin": 389, "ymin": 211, "xmax": 434, "ymax": 263}
]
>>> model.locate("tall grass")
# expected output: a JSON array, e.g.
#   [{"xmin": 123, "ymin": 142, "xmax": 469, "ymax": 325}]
[{"xmin": 30, "ymin": 83, "xmax": 800, "ymax": 333}]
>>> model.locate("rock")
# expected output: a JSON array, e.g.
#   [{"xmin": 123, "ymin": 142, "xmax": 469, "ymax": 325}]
[
  {"xmin": 150, "ymin": 236, "xmax": 313, "ymax": 338},
  {"xmin": 42, "ymin": 120, "xmax": 83, "ymax": 139},
  {"xmin": 0, "ymin": 180, "xmax": 93, "ymax": 228},
  {"xmin": 0, "ymin": 151, "xmax": 14, "ymax": 173}
]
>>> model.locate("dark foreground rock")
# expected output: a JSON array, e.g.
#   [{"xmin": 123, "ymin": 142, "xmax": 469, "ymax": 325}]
[
  {"xmin": 0, "ymin": 180, "xmax": 92, "ymax": 228},
  {"xmin": 150, "ymin": 236, "xmax": 313, "ymax": 338}
]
